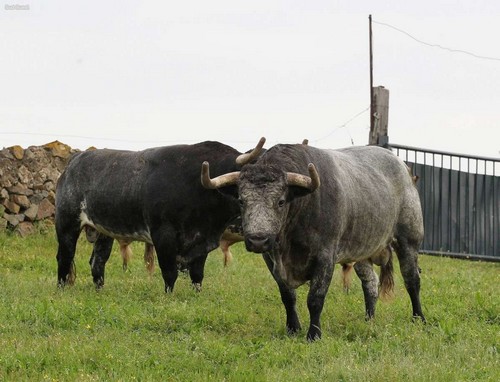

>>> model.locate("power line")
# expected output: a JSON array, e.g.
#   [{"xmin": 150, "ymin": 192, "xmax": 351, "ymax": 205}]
[
  {"xmin": 2, "ymin": 107, "xmax": 371, "ymax": 148},
  {"xmin": 2, "ymin": 106, "xmax": 372, "ymax": 147},
  {"xmin": 373, "ymin": 20, "xmax": 500, "ymax": 62},
  {"xmin": 0, "ymin": 131, "xmax": 196, "ymax": 145},
  {"xmin": 0, "ymin": 131, "xmax": 290, "ymax": 148},
  {"xmin": 312, "ymin": 106, "xmax": 369, "ymax": 145}
]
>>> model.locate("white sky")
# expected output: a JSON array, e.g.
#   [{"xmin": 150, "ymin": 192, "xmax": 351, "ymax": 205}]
[{"xmin": 1, "ymin": 1, "xmax": 499, "ymax": 157}]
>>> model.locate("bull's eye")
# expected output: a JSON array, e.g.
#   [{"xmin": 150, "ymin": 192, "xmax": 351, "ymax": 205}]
[{"xmin": 278, "ymin": 199, "xmax": 285, "ymax": 207}]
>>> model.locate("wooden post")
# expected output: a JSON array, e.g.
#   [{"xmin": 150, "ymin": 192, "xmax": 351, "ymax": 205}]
[
  {"xmin": 369, "ymin": 86, "xmax": 390, "ymax": 146},
  {"xmin": 368, "ymin": 16, "xmax": 390, "ymax": 147},
  {"xmin": 369, "ymin": 15, "xmax": 374, "ymax": 136}
]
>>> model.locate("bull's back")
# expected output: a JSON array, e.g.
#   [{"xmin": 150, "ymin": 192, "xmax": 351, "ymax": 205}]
[{"xmin": 56, "ymin": 142, "xmax": 241, "ymax": 244}]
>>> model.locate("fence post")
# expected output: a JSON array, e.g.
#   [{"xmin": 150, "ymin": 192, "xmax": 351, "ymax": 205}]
[{"xmin": 369, "ymin": 86, "xmax": 390, "ymax": 146}]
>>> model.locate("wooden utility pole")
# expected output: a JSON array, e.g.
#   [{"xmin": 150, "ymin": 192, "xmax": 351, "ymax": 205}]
[
  {"xmin": 369, "ymin": 86, "xmax": 390, "ymax": 146},
  {"xmin": 368, "ymin": 15, "xmax": 390, "ymax": 146},
  {"xmin": 369, "ymin": 15, "xmax": 374, "ymax": 138}
]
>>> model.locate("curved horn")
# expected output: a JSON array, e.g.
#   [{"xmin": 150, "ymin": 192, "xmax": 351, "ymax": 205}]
[
  {"xmin": 201, "ymin": 161, "xmax": 240, "ymax": 189},
  {"xmin": 286, "ymin": 163, "xmax": 320, "ymax": 192},
  {"xmin": 235, "ymin": 137, "xmax": 266, "ymax": 165},
  {"xmin": 302, "ymin": 139, "xmax": 309, "ymax": 145}
]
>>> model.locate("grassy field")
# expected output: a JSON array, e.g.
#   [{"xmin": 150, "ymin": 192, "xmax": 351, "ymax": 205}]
[{"xmin": 0, "ymin": 225, "xmax": 498, "ymax": 381}]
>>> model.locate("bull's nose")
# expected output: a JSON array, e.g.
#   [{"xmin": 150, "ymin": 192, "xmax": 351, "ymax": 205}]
[{"xmin": 245, "ymin": 235, "xmax": 272, "ymax": 253}]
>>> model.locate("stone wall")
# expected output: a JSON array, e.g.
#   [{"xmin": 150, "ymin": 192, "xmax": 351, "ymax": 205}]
[{"xmin": 0, "ymin": 141, "xmax": 81, "ymax": 236}]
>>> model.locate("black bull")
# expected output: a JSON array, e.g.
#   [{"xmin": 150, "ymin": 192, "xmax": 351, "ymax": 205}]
[
  {"xmin": 55, "ymin": 139, "xmax": 264, "ymax": 292},
  {"xmin": 202, "ymin": 143, "xmax": 425, "ymax": 341}
]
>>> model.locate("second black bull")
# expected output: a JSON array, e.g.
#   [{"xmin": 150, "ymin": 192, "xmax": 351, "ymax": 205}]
[{"xmin": 55, "ymin": 138, "xmax": 264, "ymax": 292}]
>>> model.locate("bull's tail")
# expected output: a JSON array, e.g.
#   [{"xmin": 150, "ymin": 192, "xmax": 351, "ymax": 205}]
[
  {"xmin": 144, "ymin": 243, "xmax": 155, "ymax": 275},
  {"xmin": 67, "ymin": 260, "xmax": 76, "ymax": 286},
  {"xmin": 379, "ymin": 252, "xmax": 395, "ymax": 301},
  {"xmin": 341, "ymin": 263, "xmax": 355, "ymax": 293}
]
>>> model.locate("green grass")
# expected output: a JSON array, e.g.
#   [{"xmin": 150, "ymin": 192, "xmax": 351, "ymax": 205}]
[{"xmin": 0, "ymin": 226, "xmax": 498, "ymax": 381}]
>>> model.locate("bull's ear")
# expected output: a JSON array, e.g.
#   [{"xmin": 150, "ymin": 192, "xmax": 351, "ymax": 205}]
[
  {"xmin": 285, "ymin": 163, "xmax": 320, "ymax": 201},
  {"xmin": 287, "ymin": 185, "xmax": 315, "ymax": 201},
  {"xmin": 216, "ymin": 184, "xmax": 239, "ymax": 199}
]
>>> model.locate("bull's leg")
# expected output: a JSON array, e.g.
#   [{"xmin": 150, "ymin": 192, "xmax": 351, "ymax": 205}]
[
  {"xmin": 306, "ymin": 259, "xmax": 334, "ymax": 341},
  {"xmin": 57, "ymin": 241, "xmax": 78, "ymax": 287},
  {"xmin": 219, "ymin": 229, "xmax": 243, "ymax": 266},
  {"xmin": 353, "ymin": 260, "xmax": 379, "ymax": 319},
  {"xmin": 263, "ymin": 254, "xmax": 301, "ymax": 335},
  {"xmin": 156, "ymin": 250, "xmax": 178, "ymax": 293},
  {"xmin": 144, "ymin": 243, "xmax": 155, "ymax": 275},
  {"xmin": 393, "ymin": 238, "xmax": 425, "ymax": 321},
  {"xmin": 152, "ymin": 228, "xmax": 178, "ymax": 293},
  {"xmin": 282, "ymin": 287, "xmax": 301, "ymax": 335},
  {"xmin": 119, "ymin": 242, "xmax": 132, "ymax": 271},
  {"xmin": 89, "ymin": 235, "xmax": 114, "ymax": 289},
  {"xmin": 188, "ymin": 252, "xmax": 208, "ymax": 292},
  {"xmin": 157, "ymin": 254, "xmax": 178, "ymax": 293},
  {"xmin": 219, "ymin": 238, "xmax": 232, "ymax": 266},
  {"xmin": 56, "ymin": 227, "xmax": 80, "ymax": 287}
]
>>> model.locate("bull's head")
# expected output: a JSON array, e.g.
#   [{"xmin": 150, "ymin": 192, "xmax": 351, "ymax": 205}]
[{"xmin": 201, "ymin": 161, "xmax": 320, "ymax": 253}]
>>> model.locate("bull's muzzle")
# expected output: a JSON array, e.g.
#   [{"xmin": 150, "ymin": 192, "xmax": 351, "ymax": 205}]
[{"xmin": 245, "ymin": 234, "xmax": 275, "ymax": 253}]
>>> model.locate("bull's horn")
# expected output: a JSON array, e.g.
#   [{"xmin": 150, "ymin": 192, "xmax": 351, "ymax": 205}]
[
  {"xmin": 302, "ymin": 139, "xmax": 309, "ymax": 145},
  {"xmin": 286, "ymin": 163, "xmax": 320, "ymax": 191},
  {"xmin": 235, "ymin": 137, "xmax": 266, "ymax": 165},
  {"xmin": 201, "ymin": 161, "xmax": 240, "ymax": 189}
]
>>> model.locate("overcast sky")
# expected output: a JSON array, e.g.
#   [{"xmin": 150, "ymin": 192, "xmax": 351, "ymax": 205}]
[{"xmin": 1, "ymin": 1, "xmax": 499, "ymax": 157}]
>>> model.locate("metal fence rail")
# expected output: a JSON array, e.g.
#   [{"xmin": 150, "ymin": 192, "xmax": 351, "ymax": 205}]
[{"xmin": 390, "ymin": 143, "xmax": 500, "ymax": 262}]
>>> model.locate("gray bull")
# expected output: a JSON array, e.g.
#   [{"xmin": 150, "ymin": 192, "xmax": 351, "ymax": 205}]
[{"xmin": 202, "ymin": 143, "xmax": 425, "ymax": 341}]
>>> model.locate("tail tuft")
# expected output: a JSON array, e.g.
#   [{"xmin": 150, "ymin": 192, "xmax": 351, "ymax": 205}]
[
  {"xmin": 379, "ymin": 253, "xmax": 395, "ymax": 301},
  {"xmin": 341, "ymin": 263, "xmax": 354, "ymax": 293},
  {"xmin": 144, "ymin": 244, "xmax": 155, "ymax": 275},
  {"xmin": 67, "ymin": 260, "xmax": 77, "ymax": 285}
]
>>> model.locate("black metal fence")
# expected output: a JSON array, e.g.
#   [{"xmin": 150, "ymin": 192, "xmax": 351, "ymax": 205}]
[{"xmin": 390, "ymin": 143, "xmax": 500, "ymax": 262}]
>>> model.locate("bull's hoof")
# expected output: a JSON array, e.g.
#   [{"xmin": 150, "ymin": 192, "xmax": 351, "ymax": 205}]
[
  {"xmin": 93, "ymin": 277, "xmax": 104, "ymax": 290},
  {"xmin": 58, "ymin": 269, "xmax": 76, "ymax": 288},
  {"xmin": 306, "ymin": 324, "xmax": 322, "ymax": 342},
  {"xmin": 192, "ymin": 282, "xmax": 202, "ymax": 292},
  {"xmin": 286, "ymin": 321, "xmax": 301, "ymax": 336},
  {"xmin": 365, "ymin": 309, "xmax": 375, "ymax": 321},
  {"xmin": 413, "ymin": 313, "xmax": 426, "ymax": 323}
]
